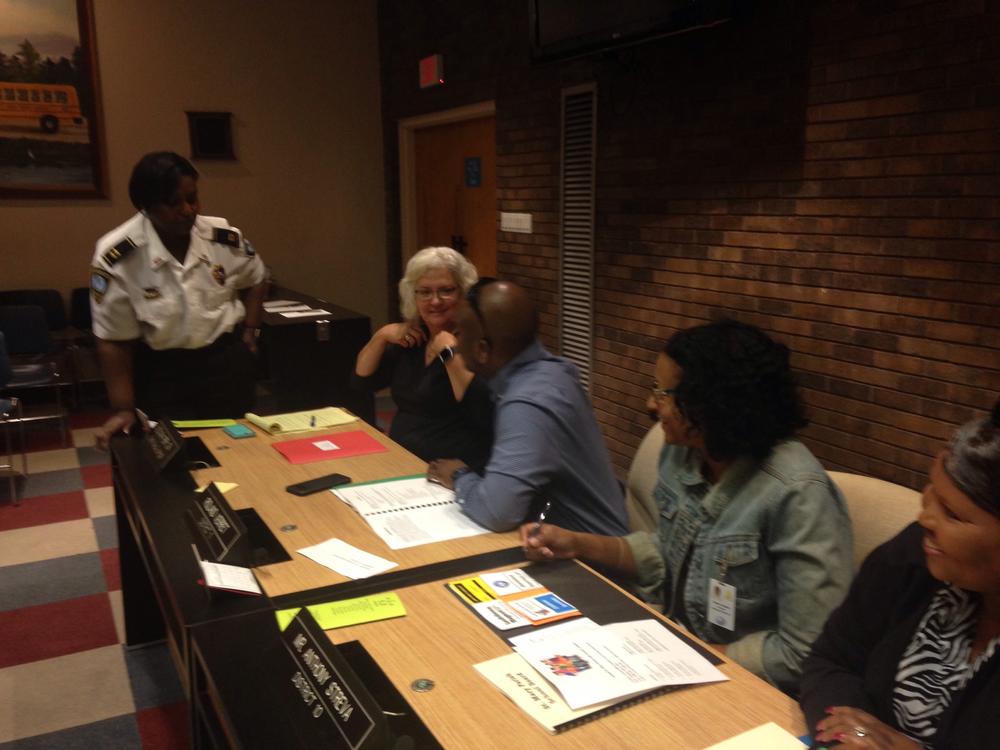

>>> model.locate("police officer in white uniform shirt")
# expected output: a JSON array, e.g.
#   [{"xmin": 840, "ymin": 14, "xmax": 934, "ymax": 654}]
[{"xmin": 91, "ymin": 151, "xmax": 267, "ymax": 449}]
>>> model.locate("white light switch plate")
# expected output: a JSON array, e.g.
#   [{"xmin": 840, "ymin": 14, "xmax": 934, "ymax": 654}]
[{"xmin": 500, "ymin": 212, "xmax": 533, "ymax": 234}]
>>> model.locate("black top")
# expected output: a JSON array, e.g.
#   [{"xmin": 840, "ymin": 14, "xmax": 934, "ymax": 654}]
[
  {"xmin": 800, "ymin": 522, "xmax": 1000, "ymax": 750},
  {"xmin": 351, "ymin": 342, "xmax": 494, "ymax": 470}
]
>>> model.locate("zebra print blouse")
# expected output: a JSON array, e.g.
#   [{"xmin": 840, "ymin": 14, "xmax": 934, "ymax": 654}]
[{"xmin": 893, "ymin": 585, "xmax": 1000, "ymax": 747}]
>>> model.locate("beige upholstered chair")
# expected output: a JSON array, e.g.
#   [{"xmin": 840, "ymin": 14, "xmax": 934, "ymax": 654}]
[
  {"xmin": 828, "ymin": 470, "xmax": 922, "ymax": 570},
  {"xmin": 625, "ymin": 423, "xmax": 665, "ymax": 534}
]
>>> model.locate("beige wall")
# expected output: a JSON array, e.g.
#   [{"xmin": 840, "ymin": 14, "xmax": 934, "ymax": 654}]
[{"xmin": 2, "ymin": 0, "xmax": 388, "ymax": 325}]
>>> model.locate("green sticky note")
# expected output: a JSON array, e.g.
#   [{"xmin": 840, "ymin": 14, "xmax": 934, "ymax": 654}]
[
  {"xmin": 275, "ymin": 593, "xmax": 406, "ymax": 632},
  {"xmin": 275, "ymin": 607, "xmax": 302, "ymax": 632},
  {"xmin": 171, "ymin": 419, "xmax": 238, "ymax": 429}
]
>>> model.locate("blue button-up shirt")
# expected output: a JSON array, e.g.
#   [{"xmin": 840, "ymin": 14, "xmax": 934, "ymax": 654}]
[
  {"xmin": 454, "ymin": 340, "xmax": 628, "ymax": 535},
  {"xmin": 625, "ymin": 440, "xmax": 853, "ymax": 693}
]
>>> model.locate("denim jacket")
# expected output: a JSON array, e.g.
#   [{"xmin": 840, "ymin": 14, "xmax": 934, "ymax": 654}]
[{"xmin": 624, "ymin": 440, "xmax": 853, "ymax": 694}]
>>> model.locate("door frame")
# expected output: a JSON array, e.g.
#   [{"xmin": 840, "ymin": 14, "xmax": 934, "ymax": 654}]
[{"xmin": 397, "ymin": 100, "xmax": 496, "ymax": 264}]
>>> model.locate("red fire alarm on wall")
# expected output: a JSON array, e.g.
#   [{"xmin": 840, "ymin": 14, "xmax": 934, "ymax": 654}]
[{"xmin": 419, "ymin": 53, "xmax": 444, "ymax": 89}]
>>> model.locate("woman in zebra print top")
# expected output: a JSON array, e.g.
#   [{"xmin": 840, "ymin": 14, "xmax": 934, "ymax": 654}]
[{"xmin": 801, "ymin": 400, "xmax": 1000, "ymax": 749}]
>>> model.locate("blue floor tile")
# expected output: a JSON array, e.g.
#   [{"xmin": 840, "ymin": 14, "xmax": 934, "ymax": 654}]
[
  {"xmin": 123, "ymin": 643, "xmax": 185, "ymax": 710},
  {"xmin": 20, "ymin": 469, "xmax": 83, "ymax": 500},
  {"xmin": 0, "ymin": 714, "xmax": 141, "ymax": 750},
  {"xmin": 75, "ymin": 446, "xmax": 110, "ymax": 468},
  {"xmin": 92, "ymin": 515, "xmax": 117, "ymax": 550},
  {"xmin": 0, "ymin": 552, "xmax": 106, "ymax": 612}
]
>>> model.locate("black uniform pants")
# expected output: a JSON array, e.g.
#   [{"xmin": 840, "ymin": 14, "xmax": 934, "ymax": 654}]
[{"xmin": 133, "ymin": 332, "xmax": 256, "ymax": 421}]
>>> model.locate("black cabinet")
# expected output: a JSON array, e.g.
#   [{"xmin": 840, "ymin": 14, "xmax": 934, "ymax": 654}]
[{"xmin": 259, "ymin": 288, "xmax": 374, "ymax": 425}]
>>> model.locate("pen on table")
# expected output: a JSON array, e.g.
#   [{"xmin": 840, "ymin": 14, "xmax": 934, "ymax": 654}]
[
  {"xmin": 310, "ymin": 415, "xmax": 316, "ymax": 428},
  {"xmin": 530, "ymin": 500, "xmax": 552, "ymax": 538}
]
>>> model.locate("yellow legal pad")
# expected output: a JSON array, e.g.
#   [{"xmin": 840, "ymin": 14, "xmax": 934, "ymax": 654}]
[
  {"xmin": 276, "ymin": 592, "xmax": 406, "ymax": 632},
  {"xmin": 171, "ymin": 419, "xmax": 238, "ymax": 428}
]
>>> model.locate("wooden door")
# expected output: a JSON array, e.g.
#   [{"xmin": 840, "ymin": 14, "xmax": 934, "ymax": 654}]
[{"xmin": 413, "ymin": 116, "xmax": 497, "ymax": 276}]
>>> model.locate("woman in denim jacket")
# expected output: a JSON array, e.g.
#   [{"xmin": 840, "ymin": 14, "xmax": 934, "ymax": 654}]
[{"xmin": 522, "ymin": 319, "xmax": 853, "ymax": 694}]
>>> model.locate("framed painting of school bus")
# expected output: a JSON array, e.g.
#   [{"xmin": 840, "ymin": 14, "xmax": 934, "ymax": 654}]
[{"xmin": 0, "ymin": 0, "xmax": 106, "ymax": 198}]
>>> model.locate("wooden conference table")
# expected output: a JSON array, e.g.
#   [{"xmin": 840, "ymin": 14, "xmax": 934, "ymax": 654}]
[
  {"xmin": 190, "ymin": 559, "xmax": 808, "ymax": 749},
  {"xmin": 113, "ymin": 417, "xmax": 807, "ymax": 749},
  {"xmin": 112, "ymin": 416, "xmax": 520, "ymax": 687}
]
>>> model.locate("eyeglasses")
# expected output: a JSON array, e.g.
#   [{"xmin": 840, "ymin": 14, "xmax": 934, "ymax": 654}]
[
  {"xmin": 414, "ymin": 286, "xmax": 458, "ymax": 302},
  {"xmin": 650, "ymin": 385, "xmax": 677, "ymax": 404}
]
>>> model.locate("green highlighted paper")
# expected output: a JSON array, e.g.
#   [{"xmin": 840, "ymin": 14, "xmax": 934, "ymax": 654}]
[
  {"xmin": 171, "ymin": 419, "xmax": 238, "ymax": 429},
  {"xmin": 276, "ymin": 592, "xmax": 406, "ymax": 632}
]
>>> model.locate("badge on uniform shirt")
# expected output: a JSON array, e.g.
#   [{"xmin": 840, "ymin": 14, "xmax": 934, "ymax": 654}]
[
  {"xmin": 211, "ymin": 264, "xmax": 226, "ymax": 285},
  {"xmin": 143, "ymin": 287, "xmax": 161, "ymax": 299},
  {"xmin": 90, "ymin": 267, "xmax": 112, "ymax": 303}
]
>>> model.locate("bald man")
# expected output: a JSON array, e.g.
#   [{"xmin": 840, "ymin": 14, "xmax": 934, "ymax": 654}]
[{"xmin": 428, "ymin": 280, "xmax": 627, "ymax": 535}]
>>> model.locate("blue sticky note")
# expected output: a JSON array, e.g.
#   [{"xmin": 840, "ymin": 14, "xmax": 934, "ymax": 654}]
[
  {"xmin": 535, "ymin": 593, "xmax": 575, "ymax": 613},
  {"xmin": 223, "ymin": 424, "xmax": 255, "ymax": 439}
]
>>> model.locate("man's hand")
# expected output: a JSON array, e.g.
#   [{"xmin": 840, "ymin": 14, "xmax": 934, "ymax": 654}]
[
  {"xmin": 95, "ymin": 409, "xmax": 138, "ymax": 451},
  {"xmin": 427, "ymin": 458, "xmax": 468, "ymax": 490}
]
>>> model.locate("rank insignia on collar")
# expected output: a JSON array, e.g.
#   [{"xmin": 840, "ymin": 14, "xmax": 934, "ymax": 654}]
[
  {"xmin": 101, "ymin": 237, "xmax": 137, "ymax": 267},
  {"xmin": 211, "ymin": 263, "xmax": 227, "ymax": 286},
  {"xmin": 143, "ymin": 287, "xmax": 161, "ymax": 299},
  {"xmin": 90, "ymin": 267, "xmax": 112, "ymax": 303},
  {"xmin": 212, "ymin": 228, "xmax": 241, "ymax": 248}
]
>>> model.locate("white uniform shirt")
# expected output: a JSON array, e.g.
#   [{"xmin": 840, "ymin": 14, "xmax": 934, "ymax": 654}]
[{"xmin": 90, "ymin": 213, "xmax": 266, "ymax": 350}]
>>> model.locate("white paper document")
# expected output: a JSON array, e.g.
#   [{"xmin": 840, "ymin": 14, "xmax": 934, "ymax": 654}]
[
  {"xmin": 263, "ymin": 299, "xmax": 300, "ymax": 309},
  {"xmin": 297, "ymin": 538, "xmax": 398, "ymax": 579},
  {"xmin": 702, "ymin": 722, "xmax": 807, "ymax": 749},
  {"xmin": 333, "ymin": 476, "xmax": 491, "ymax": 549},
  {"xmin": 264, "ymin": 303, "xmax": 312, "ymax": 312},
  {"xmin": 280, "ymin": 309, "xmax": 332, "ymax": 318},
  {"xmin": 198, "ymin": 559, "xmax": 263, "ymax": 595},
  {"xmin": 514, "ymin": 619, "xmax": 727, "ymax": 710}
]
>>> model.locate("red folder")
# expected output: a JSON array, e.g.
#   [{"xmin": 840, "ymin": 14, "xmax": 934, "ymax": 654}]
[{"xmin": 271, "ymin": 431, "xmax": 389, "ymax": 464}]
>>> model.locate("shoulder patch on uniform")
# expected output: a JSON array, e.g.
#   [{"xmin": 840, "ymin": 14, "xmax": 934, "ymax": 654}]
[
  {"xmin": 212, "ymin": 228, "xmax": 241, "ymax": 248},
  {"xmin": 244, "ymin": 238, "xmax": 256, "ymax": 257},
  {"xmin": 90, "ymin": 267, "xmax": 112, "ymax": 303},
  {"xmin": 102, "ymin": 237, "xmax": 137, "ymax": 267}
]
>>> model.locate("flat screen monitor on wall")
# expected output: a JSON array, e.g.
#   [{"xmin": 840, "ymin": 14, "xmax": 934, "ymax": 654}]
[{"xmin": 529, "ymin": 0, "xmax": 750, "ymax": 62}]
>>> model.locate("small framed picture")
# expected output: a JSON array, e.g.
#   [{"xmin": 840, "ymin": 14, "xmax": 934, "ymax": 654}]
[{"xmin": 186, "ymin": 111, "xmax": 235, "ymax": 160}]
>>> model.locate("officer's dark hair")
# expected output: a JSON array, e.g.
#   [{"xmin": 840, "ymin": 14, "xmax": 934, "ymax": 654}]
[
  {"xmin": 128, "ymin": 151, "xmax": 199, "ymax": 211},
  {"xmin": 665, "ymin": 318, "xmax": 807, "ymax": 463}
]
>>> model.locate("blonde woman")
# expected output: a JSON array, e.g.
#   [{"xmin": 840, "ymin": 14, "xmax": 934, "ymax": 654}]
[{"xmin": 353, "ymin": 247, "xmax": 493, "ymax": 468}]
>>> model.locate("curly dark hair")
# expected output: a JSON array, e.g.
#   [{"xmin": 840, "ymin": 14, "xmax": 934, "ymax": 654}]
[
  {"xmin": 128, "ymin": 151, "xmax": 199, "ymax": 211},
  {"xmin": 665, "ymin": 319, "xmax": 807, "ymax": 462}
]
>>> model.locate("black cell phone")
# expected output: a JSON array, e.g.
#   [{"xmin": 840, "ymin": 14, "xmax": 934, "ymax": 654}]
[{"xmin": 285, "ymin": 472, "xmax": 351, "ymax": 496}]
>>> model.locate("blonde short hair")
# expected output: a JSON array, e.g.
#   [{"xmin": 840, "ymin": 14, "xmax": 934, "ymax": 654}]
[{"xmin": 398, "ymin": 246, "xmax": 479, "ymax": 320}]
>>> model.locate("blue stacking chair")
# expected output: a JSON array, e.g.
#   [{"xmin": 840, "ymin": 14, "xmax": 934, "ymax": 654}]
[{"xmin": 0, "ymin": 305, "xmax": 70, "ymax": 448}]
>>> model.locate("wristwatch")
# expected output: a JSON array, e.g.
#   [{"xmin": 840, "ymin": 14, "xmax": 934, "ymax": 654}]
[{"xmin": 438, "ymin": 345, "xmax": 455, "ymax": 364}]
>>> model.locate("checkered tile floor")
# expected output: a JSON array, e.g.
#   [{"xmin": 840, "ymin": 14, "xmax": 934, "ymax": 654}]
[{"xmin": 0, "ymin": 412, "xmax": 189, "ymax": 749}]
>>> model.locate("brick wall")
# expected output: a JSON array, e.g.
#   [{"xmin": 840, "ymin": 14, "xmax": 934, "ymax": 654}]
[{"xmin": 379, "ymin": 0, "xmax": 1000, "ymax": 489}]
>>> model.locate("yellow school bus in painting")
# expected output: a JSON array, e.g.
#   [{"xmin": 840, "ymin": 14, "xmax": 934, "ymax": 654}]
[{"xmin": 0, "ymin": 82, "xmax": 85, "ymax": 134}]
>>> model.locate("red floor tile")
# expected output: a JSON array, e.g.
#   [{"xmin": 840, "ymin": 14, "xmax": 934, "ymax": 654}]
[
  {"xmin": 24, "ymin": 429, "xmax": 69, "ymax": 453},
  {"xmin": 70, "ymin": 410, "xmax": 113, "ymax": 429},
  {"xmin": 81, "ymin": 463, "xmax": 113, "ymax": 488},
  {"xmin": 0, "ymin": 490, "xmax": 89, "ymax": 531},
  {"xmin": 137, "ymin": 701, "xmax": 191, "ymax": 750},
  {"xmin": 0, "ymin": 592, "xmax": 118, "ymax": 669},
  {"xmin": 100, "ymin": 547, "xmax": 121, "ymax": 591}
]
